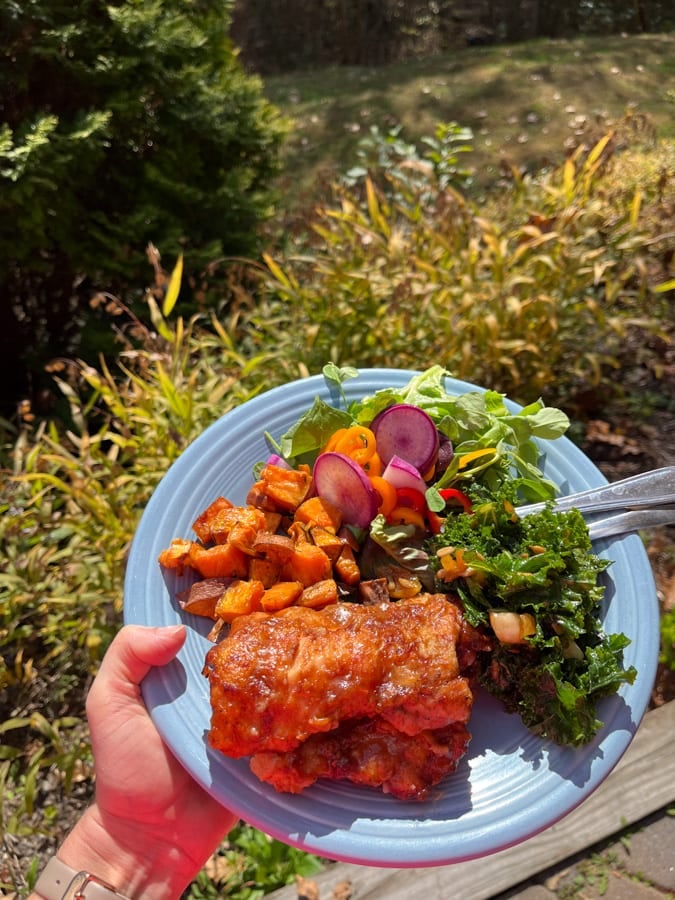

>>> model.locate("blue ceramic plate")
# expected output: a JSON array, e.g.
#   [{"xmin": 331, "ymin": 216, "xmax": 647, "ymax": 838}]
[{"xmin": 123, "ymin": 370, "xmax": 659, "ymax": 867}]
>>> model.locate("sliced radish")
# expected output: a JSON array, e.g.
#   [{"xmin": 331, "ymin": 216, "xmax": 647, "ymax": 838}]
[
  {"xmin": 382, "ymin": 455, "xmax": 428, "ymax": 495},
  {"xmin": 313, "ymin": 452, "xmax": 379, "ymax": 528},
  {"xmin": 371, "ymin": 403, "xmax": 440, "ymax": 473},
  {"xmin": 266, "ymin": 453, "xmax": 291, "ymax": 470}
]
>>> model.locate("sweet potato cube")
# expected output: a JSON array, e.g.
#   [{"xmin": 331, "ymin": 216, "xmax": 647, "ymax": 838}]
[
  {"xmin": 177, "ymin": 577, "xmax": 231, "ymax": 618},
  {"xmin": 187, "ymin": 542, "xmax": 249, "ymax": 579},
  {"xmin": 248, "ymin": 557, "xmax": 282, "ymax": 588},
  {"xmin": 252, "ymin": 532, "xmax": 296, "ymax": 563},
  {"xmin": 294, "ymin": 496, "xmax": 343, "ymax": 532},
  {"xmin": 246, "ymin": 481, "xmax": 279, "ymax": 511},
  {"xmin": 262, "ymin": 511, "xmax": 283, "ymax": 533},
  {"xmin": 287, "ymin": 521, "xmax": 310, "ymax": 544},
  {"xmin": 158, "ymin": 539, "xmax": 193, "ymax": 573},
  {"xmin": 281, "ymin": 542, "xmax": 332, "ymax": 587},
  {"xmin": 308, "ymin": 526, "xmax": 344, "ymax": 563},
  {"xmin": 297, "ymin": 579, "xmax": 339, "ymax": 609},
  {"xmin": 215, "ymin": 579, "xmax": 265, "ymax": 623},
  {"xmin": 192, "ymin": 497, "xmax": 234, "ymax": 544},
  {"xmin": 260, "ymin": 581, "xmax": 304, "ymax": 612},
  {"xmin": 228, "ymin": 508, "xmax": 269, "ymax": 554},
  {"xmin": 333, "ymin": 543, "xmax": 361, "ymax": 586},
  {"xmin": 260, "ymin": 464, "xmax": 312, "ymax": 512}
]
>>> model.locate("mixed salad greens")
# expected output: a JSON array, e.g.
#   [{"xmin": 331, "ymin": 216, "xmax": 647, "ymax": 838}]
[{"xmin": 265, "ymin": 364, "xmax": 636, "ymax": 747}]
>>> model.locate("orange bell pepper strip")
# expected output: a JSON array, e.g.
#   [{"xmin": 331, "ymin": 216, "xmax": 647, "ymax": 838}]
[
  {"xmin": 322, "ymin": 428, "xmax": 348, "ymax": 453},
  {"xmin": 362, "ymin": 452, "xmax": 383, "ymax": 477},
  {"xmin": 369, "ymin": 476, "xmax": 398, "ymax": 517},
  {"xmin": 334, "ymin": 425, "xmax": 377, "ymax": 466}
]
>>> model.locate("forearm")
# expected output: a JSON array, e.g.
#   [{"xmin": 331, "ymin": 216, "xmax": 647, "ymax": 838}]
[{"xmin": 31, "ymin": 803, "xmax": 214, "ymax": 900}]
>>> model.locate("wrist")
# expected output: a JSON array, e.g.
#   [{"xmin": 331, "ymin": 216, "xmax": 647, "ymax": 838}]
[{"xmin": 32, "ymin": 804, "xmax": 203, "ymax": 900}]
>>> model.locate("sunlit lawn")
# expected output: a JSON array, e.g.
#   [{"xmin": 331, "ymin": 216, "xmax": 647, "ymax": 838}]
[{"xmin": 264, "ymin": 32, "xmax": 675, "ymax": 199}]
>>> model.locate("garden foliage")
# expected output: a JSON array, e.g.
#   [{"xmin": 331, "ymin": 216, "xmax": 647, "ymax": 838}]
[
  {"xmin": 1, "ymin": 127, "xmax": 673, "ymax": 895},
  {"xmin": 0, "ymin": 0, "xmax": 286, "ymax": 413}
]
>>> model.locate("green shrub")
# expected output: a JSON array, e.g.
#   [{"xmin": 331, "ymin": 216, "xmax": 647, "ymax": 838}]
[
  {"xmin": 0, "ymin": 0, "xmax": 287, "ymax": 413},
  {"xmin": 247, "ymin": 130, "xmax": 672, "ymax": 412}
]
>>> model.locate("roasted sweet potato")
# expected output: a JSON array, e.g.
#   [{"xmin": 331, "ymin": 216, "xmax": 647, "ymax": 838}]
[
  {"xmin": 252, "ymin": 532, "xmax": 296, "ymax": 563},
  {"xmin": 260, "ymin": 581, "xmax": 304, "ymax": 612},
  {"xmin": 215, "ymin": 579, "xmax": 265, "ymax": 622},
  {"xmin": 297, "ymin": 579, "xmax": 339, "ymax": 609},
  {"xmin": 248, "ymin": 557, "xmax": 282, "ymax": 588},
  {"xmin": 192, "ymin": 497, "xmax": 234, "ymax": 544},
  {"xmin": 282, "ymin": 542, "xmax": 333, "ymax": 587},
  {"xmin": 228, "ymin": 508, "xmax": 269, "ymax": 554},
  {"xmin": 308, "ymin": 526, "xmax": 345, "ymax": 563},
  {"xmin": 259, "ymin": 463, "xmax": 312, "ymax": 512},
  {"xmin": 294, "ymin": 496, "xmax": 343, "ymax": 532},
  {"xmin": 333, "ymin": 544, "xmax": 361, "ymax": 586},
  {"xmin": 158, "ymin": 539, "xmax": 193, "ymax": 573},
  {"xmin": 187, "ymin": 542, "xmax": 249, "ymax": 579},
  {"xmin": 177, "ymin": 577, "xmax": 231, "ymax": 618}
]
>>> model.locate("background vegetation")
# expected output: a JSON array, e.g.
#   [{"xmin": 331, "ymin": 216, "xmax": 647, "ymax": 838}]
[
  {"xmin": 1, "ymin": 2, "xmax": 673, "ymax": 897},
  {"xmin": 0, "ymin": 0, "xmax": 286, "ymax": 418},
  {"xmin": 232, "ymin": 0, "xmax": 674, "ymax": 71}
]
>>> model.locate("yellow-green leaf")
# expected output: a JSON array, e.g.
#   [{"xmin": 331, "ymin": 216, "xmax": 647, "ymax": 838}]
[
  {"xmin": 147, "ymin": 294, "xmax": 175, "ymax": 342},
  {"xmin": 163, "ymin": 254, "xmax": 183, "ymax": 317}
]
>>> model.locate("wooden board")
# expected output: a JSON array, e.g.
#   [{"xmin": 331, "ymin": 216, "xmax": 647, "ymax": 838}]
[{"xmin": 265, "ymin": 701, "xmax": 675, "ymax": 899}]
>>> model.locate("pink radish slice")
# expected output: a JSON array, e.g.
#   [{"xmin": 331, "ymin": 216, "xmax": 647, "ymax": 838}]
[
  {"xmin": 266, "ymin": 453, "xmax": 291, "ymax": 469},
  {"xmin": 372, "ymin": 403, "xmax": 440, "ymax": 472},
  {"xmin": 382, "ymin": 455, "xmax": 428, "ymax": 495},
  {"xmin": 313, "ymin": 452, "xmax": 379, "ymax": 528}
]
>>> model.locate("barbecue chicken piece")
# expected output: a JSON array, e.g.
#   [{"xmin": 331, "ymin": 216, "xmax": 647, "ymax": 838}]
[
  {"xmin": 204, "ymin": 593, "xmax": 482, "ymax": 799},
  {"xmin": 249, "ymin": 718, "xmax": 471, "ymax": 801}
]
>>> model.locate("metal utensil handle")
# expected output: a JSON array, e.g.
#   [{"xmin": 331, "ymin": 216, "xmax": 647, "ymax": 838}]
[
  {"xmin": 516, "ymin": 466, "xmax": 675, "ymax": 517},
  {"xmin": 588, "ymin": 507, "xmax": 675, "ymax": 540}
]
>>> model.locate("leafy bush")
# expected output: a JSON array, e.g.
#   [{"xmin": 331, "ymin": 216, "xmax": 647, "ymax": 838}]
[
  {"xmin": 0, "ymin": 0, "xmax": 287, "ymax": 413},
  {"xmin": 247, "ymin": 128, "xmax": 672, "ymax": 412}
]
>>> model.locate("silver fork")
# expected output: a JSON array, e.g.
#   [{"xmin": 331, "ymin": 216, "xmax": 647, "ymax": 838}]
[
  {"xmin": 515, "ymin": 465, "xmax": 675, "ymax": 541},
  {"xmin": 515, "ymin": 466, "xmax": 675, "ymax": 517},
  {"xmin": 586, "ymin": 507, "xmax": 675, "ymax": 540}
]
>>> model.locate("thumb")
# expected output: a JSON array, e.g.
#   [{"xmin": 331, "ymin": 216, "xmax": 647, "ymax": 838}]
[{"xmin": 91, "ymin": 624, "xmax": 186, "ymax": 697}]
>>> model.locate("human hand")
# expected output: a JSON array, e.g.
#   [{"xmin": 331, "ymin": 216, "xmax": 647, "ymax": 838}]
[{"xmin": 37, "ymin": 625, "xmax": 237, "ymax": 899}]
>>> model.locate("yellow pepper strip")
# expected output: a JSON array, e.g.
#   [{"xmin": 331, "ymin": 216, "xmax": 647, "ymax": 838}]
[
  {"xmin": 457, "ymin": 447, "xmax": 497, "ymax": 470},
  {"xmin": 387, "ymin": 506, "xmax": 426, "ymax": 530},
  {"xmin": 369, "ymin": 476, "xmax": 398, "ymax": 517},
  {"xmin": 334, "ymin": 425, "xmax": 377, "ymax": 466}
]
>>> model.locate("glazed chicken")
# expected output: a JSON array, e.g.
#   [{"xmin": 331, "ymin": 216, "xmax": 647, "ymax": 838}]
[{"xmin": 204, "ymin": 593, "xmax": 484, "ymax": 800}]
